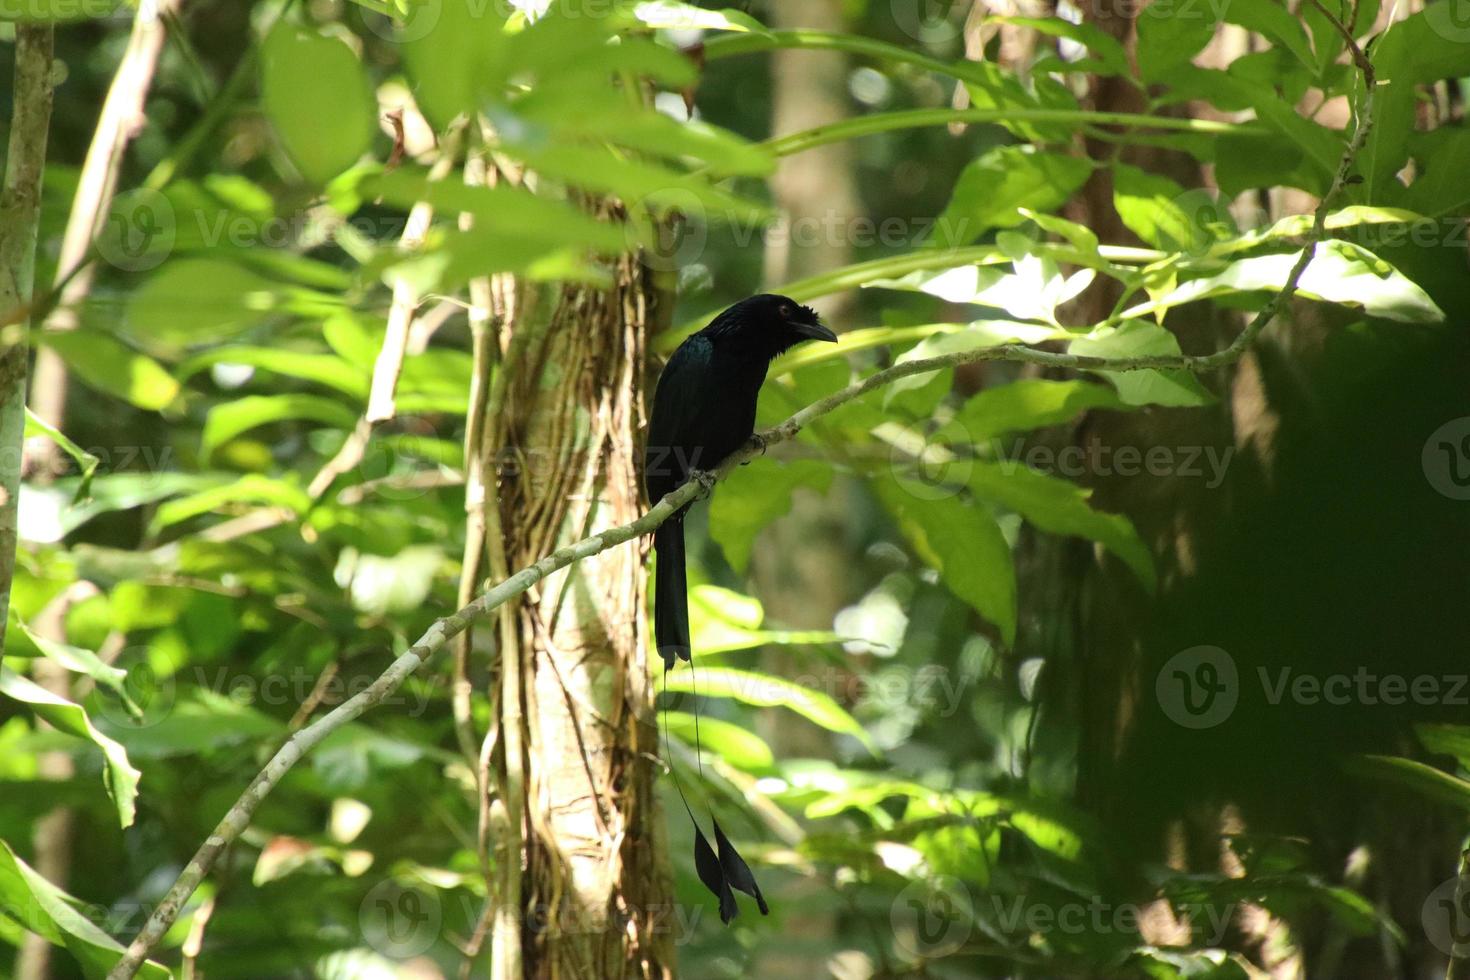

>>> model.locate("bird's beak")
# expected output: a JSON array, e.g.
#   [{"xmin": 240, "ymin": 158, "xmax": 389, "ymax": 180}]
[{"xmin": 793, "ymin": 320, "xmax": 838, "ymax": 343}]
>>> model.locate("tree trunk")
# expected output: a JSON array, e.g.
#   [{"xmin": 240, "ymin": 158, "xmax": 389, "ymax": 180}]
[{"xmin": 489, "ymin": 226, "xmax": 676, "ymax": 979}]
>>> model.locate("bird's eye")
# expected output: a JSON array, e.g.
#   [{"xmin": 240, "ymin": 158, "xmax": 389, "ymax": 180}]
[{"xmin": 778, "ymin": 304, "xmax": 793, "ymax": 318}]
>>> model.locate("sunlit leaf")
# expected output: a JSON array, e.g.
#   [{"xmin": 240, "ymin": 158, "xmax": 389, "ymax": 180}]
[
  {"xmin": 201, "ymin": 394, "xmax": 358, "ymax": 460},
  {"xmin": 0, "ymin": 841, "xmax": 169, "ymax": 978},
  {"xmin": 126, "ymin": 258, "xmax": 282, "ymax": 349},
  {"xmin": 875, "ymin": 473, "xmax": 1016, "ymax": 646},
  {"xmin": 933, "ymin": 146, "xmax": 1093, "ymax": 246},
  {"xmin": 954, "ymin": 379, "xmax": 1129, "ymax": 440},
  {"xmin": 24, "ymin": 409, "xmax": 99, "ymax": 500},
  {"xmin": 261, "ymin": 22, "xmax": 376, "ymax": 185},
  {"xmin": 0, "ymin": 667, "xmax": 140, "ymax": 827},
  {"xmin": 664, "ymin": 712, "xmax": 774, "ymax": 770},
  {"xmin": 1342, "ymin": 754, "xmax": 1470, "ymax": 810},
  {"xmin": 1127, "ymin": 241, "xmax": 1446, "ymax": 324},
  {"xmin": 1069, "ymin": 320, "xmax": 1215, "ymax": 408},
  {"xmin": 662, "ymin": 667, "xmax": 876, "ymax": 754},
  {"xmin": 39, "ymin": 331, "xmax": 179, "ymax": 411}
]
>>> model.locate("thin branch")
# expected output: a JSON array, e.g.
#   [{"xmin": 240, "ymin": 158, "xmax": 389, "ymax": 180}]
[
  {"xmin": 107, "ymin": 37, "xmax": 1378, "ymax": 977},
  {"xmin": 0, "ymin": 24, "xmax": 56, "ymax": 654}
]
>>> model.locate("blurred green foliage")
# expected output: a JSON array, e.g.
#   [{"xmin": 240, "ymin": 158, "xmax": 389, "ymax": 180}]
[{"xmin": 3, "ymin": 0, "xmax": 1470, "ymax": 977}]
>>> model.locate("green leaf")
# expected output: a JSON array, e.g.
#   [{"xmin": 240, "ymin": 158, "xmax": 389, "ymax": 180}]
[
  {"xmin": 967, "ymin": 461, "xmax": 1156, "ymax": 590},
  {"xmin": 1210, "ymin": 206, "xmax": 1428, "ymax": 258},
  {"xmin": 1069, "ymin": 320, "xmax": 1215, "ymax": 408},
  {"xmin": 1341, "ymin": 754, "xmax": 1470, "ymax": 810},
  {"xmin": 323, "ymin": 314, "xmax": 381, "ymax": 371},
  {"xmin": 39, "ymin": 330, "xmax": 179, "ymax": 411},
  {"xmin": 1136, "ymin": 0, "xmax": 1222, "ymax": 83},
  {"xmin": 1220, "ymin": 0, "xmax": 1315, "ymax": 69},
  {"xmin": 201, "ymin": 394, "xmax": 358, "ymax": 460},
  {"xmin": 99, "ymin": 689, "xmax": 284, "ymax": 760},
  {"xmin": 177, "ymin": 346, "xmax": 369, "ymax": 398},
  {"xmin": 867, "ymin": 253, "xmax": 1093, "ymax": 325},
  {"xmin": 954, "ymin": 379, "xmax": 1129, "ymax": 440},
  {"xmin": 691, "ymin": 585, "xmax": 764, "ymax": 630},
  {"xmin": 1166, "ymin": 66, "xmax": 1340, "ymax": 180},
  {"xmin": 151, "ymin": 475, "xmax": 313, "ymax": 530},
  {"xmin": 708, "ymin": 459, "xmax": 833, "ymax": 574},
  {"xmin": 770, "ymin": 323, "xmax": 953, "ymax": 377},
  {"xmin": 503, "ymin": 141, "xmax": 768, "ymax": 225},
  {"xmin": 1403, "ymin": 130, "xmax": 1470, "ymax": 216},
  {"xmin": 261, "ymin": 22, "xmax": 376, "ymax": 185},
  {"xmin": 663, "ymin": 712, "xmax": 774, "ymax": 770},
  {"xmin": 0, "ymin": 840, "xmax": 169, "ymax": 978},
  {"xmin": 1021, "ymin": 208, "xmax": 1101, "ymax": 262},
  {"xmin": 662, "ymin": 667, "xmax": 876, "ymax": 754},
  {"xmin": 1216, "ymin": 132, "xmax": 1306, "ymax": 198},
  {"xmin": 875, "ymin": 473, "xmax": 1016, "ymax": 645},
  {"xmin": 933, "ymin": 146, "xmax": 1092, "ymax": 246},
  {"xmin": 688, "ymin": 585, "xmax": 837, "ymax": 654},
  {"xmin": 360, "ymin": 168, "xmax": 629, "ymax": 255},
  {"xmin": 11, "ymin": 620, "xmax": 137, "ymax": 714},
  {"xmin": 24, "ymin": 409, "xmax": 99, "ymax": 500},
  {"xmin": 1128, "ymin": 241, "xmax": 1446, "ymax": 324},
  {"xmin": 989, "ymin": 15, "xmax": 1129, "ymax": 77},
  {"xmin": 401, "ymin": 0, "xmax": 509, "ymax": 131},
  {"xmin": 632, "ymin": 1, "xmax": 769, "ymax": 34},
  {"xmin": 51, "ymin": 473, "xmax": 223, "ymax": 537},
  {"xmin": 883, "ymin": 319, "xmax": 1070, "ymax": 399},
  {"xmin": 126, "ymin": 258, "xmax": 281, "ymax": 349},
  {"xmin": 0, "ymin": 0, "xmax": 117, "ymax": 21},
  {"xmin": 1415, "ymin": 723, "xmax": 1470, "ymax": 767},
  {"xmin": 1112, "ymin": 163, "xmax": 1235, "ymax": 253},
  {"xmin": 1375, "ymin": 1, "xmax": 1470, "ymax": 85},
  {"xmin": 0, "ymin": 667, "xmax": 141, "ymax": 827}
]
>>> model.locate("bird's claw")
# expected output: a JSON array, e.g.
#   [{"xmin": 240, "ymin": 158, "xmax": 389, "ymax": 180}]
[
  {"xmin": 742, "ymin": 433, "xmax": 767, "ymax": 465},
  {"xmin": 691, "ymin": 469, "xmax": 719, "ymax": 495}
]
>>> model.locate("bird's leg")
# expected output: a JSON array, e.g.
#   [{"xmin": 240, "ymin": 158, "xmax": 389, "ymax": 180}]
[
  {"xmin": 742, "ymin": 432, "xmax": 767, "ymax": 464},
  {"xmin": 690, "ymin": 468, "xmax": 719, "ymax": 496}
]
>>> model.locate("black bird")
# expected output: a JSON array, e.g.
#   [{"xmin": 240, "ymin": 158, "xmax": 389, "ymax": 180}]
[
  {"xmin": 644, "ymin": 294, "xmax": 836, "ymax": 924},
  {"xmin": 644, "ymin": 294, "xmax": 838, "ymax": 670}
]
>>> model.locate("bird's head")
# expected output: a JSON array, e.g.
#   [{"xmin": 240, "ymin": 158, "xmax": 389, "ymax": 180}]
[{"xmin": 704, "ymin": 293, "xmax": 839, "ymax": 357}]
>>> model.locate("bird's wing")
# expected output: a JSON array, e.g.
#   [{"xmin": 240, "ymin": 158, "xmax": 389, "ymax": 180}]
[{"xmin": 647, "ymin": 334, "xmax": 716, "ymax": 480}]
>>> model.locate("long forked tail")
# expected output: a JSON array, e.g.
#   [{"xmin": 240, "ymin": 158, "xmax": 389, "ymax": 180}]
[{"xmin": 653, "ymin": 520, "xmax": 691, "ymax": 670}]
